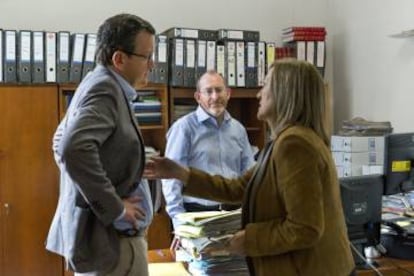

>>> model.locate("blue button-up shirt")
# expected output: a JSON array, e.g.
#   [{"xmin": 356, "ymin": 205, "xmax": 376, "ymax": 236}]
[
  {"xmin": 162, "ymin": 106, "xmax": 255, "ymax": 228},
  {"xmin": 109, "ymin": 68, "xmax": 153, "ymax": 230}
]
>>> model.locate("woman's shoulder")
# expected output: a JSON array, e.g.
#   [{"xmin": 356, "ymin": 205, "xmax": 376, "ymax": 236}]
[{"xmin": 275, "ymin": 126, "xmax": 327, "ymax": 155}]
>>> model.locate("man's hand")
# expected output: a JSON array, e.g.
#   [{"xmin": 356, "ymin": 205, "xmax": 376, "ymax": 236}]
[{"xmin": 122, "ymin": 195, "xmax": 145, "ymax": 228}]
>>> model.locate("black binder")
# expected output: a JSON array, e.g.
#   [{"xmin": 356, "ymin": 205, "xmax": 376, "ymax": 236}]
[
  {"xmin": 32, "ymin": 31, "xmax": 45, "ymax": 83},
  {"xmin": 162, "ymin": 27, "xmax": 217, "ymax": 41},
  {"xmin": 69, "ymin": 33, "xmax": 85, "ymax": 83},
  {"xmin": 245, "ymin": 41, "xmax": 257, "ymax": 88},
  {"xmin": 168, "ymin": 38, "xmax": 184, "ymax": 87},
  {"xmin": 217, "ymin": 29, "xmax": 260, "ymax": 42},
  {"xmin": 183, "ymin": 39, "xmax": 195, "ymax": 87},
  {"xmin": 57, "ymin": 31, "xmax": 70, "ymax": 83},
  {"xmin": 195, "ymin": 40, "xmax": 207, "ymax": 81},
  {"xmin": 81, "ymin": 33, "xmax": 96, "ymax": 80},
  {"xmin": 17, "ymin": 30, "xmax": 31, "ymax": 83}
]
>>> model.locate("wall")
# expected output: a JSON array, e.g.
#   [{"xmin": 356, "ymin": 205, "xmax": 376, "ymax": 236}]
[
  {"xmin": 330, "ymin": 0, "xmax": 414, "ymax": 132},
  {"xmin": 0, "ymin": 0, "xmax": 328, "ymax": 43}
]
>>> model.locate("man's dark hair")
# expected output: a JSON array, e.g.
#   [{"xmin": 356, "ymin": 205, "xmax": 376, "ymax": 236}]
[{"xmin": 95, "ymin": 13, "xmax": 156, "ymax": 65}]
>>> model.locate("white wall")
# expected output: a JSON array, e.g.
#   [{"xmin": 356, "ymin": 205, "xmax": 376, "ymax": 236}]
[
  {"xmin": 0, "ymin": 0, "xmax": 328, "ymax": 42},
  {"xmin": 330, "ymin": 0, "xmax": 414, "ymax": 132}
]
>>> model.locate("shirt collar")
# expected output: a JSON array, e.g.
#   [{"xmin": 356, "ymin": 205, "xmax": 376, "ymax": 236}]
[
  {"xmin": 108, "ymin": 67, "xmax": 137, "ymax": 102},
  {"xmin": 195, "ymin": 105, "xmax": 231, "ymax": 124}
]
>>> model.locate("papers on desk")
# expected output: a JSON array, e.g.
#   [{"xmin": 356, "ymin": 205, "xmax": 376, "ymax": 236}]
[
  {"xmin": 148, "ymin": 262, "xmax": 190, "ymax": 276},
  {"xmin": 175, "ymin": 209, "xmax": 242, "ymax": 238},
  {"xmin": 173, "ymin": 208, "xmax": 249, "ymax": 275}
]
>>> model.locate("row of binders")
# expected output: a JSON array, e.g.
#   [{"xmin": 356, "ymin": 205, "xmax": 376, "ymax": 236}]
[
  {"xmin": 149, "ymin": 26, "xmax": 326, "ymax": 88},
  {"xmin": 0, "ymin": 29, "xmax": 96, "ymax": 84},
  {"xmin": 0, "ymin": 26, "xmax": 327, "ymax": 86},
  {"xmin": 149, "ymin": 27, "xmax": 272, "ymax": 88}
]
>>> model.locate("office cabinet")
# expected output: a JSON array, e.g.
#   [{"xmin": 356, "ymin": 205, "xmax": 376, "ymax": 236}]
[
  {"xmin": 169, "ymin": 87, "xmax": 267, "ymax": 149},
  {"xmin": 0, "ymin": 85, "xmax": 62, "ymax": 276}
]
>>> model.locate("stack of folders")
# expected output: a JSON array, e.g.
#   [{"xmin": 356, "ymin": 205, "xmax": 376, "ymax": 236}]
[
  {"xmin": 162, "ymin": 27, "xmax": 275, "ymax": 89},
  {"xmin": 132, "ymin": 90, "xmax": 162, "ymax": 125},
  {"xmin": 281, "ymin": 26, "xmax": 327, "ymax": 77},
  {"xmin": 331, "ymin": 135, "xmax": 385, "ymax": 177},
  {"xmin": 174, "ymin": 209, "xmax": 249, "ymax": 276},
  {"xmin": 0, "ymin": 29, "xmax": 97, "ymax": 84}
]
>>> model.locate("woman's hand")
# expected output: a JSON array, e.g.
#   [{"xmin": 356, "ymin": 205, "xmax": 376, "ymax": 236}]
[
  {"xmin": 227, "ymin": 230, "xmax": 246, "ymax": 256},
  {"xmin": 144, "ymin": 156, "xmax": 189, "ymax": 182}
]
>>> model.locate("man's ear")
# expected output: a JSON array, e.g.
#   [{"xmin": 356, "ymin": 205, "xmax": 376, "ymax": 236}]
[
  {"xmin": 112, "ymin": 51, "xmax": 124, "ymax": 69},
  {"xmin": 225, "ymin": 87, "xmax": 231, "ymax": 100},
  {"xmin": 194, "ymin": 91, "xmax": 201, "ymax": 103}
]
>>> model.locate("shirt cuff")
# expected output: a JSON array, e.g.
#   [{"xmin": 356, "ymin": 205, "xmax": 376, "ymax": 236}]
[{"xmin": 114, "ymin": 207, "xmax": 126, "ymax": 222}]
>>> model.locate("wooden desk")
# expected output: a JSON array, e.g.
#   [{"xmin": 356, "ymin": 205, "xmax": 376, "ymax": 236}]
[
  {"xmin": 357, "ymin": 257, "xmax": 414, "ymax": 275},
  {"xmin": 148, "ymin": 249, "xmax": 174, "ymax": 263},
  {"xmin": 149, "ymin": 250, "xmax": 414, "ymax": 275}
]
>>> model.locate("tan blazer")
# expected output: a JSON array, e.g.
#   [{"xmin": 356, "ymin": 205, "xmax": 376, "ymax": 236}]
[{"xmin": 185, "ymin": 126, "xmax": 354, "ymax": 276}]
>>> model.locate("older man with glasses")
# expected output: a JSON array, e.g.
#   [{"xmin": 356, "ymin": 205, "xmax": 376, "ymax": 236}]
[{"xmin": 162, "ymin": 70, "xmax": 256, "ymax": 229}]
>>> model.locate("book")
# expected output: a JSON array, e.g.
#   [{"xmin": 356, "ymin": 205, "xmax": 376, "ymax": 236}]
[
  {"xmin": 283, "ymin": 30, "xmax": 327, "ymax": 36},
  {"xmin": 282, "ymin": 34, "xmax": 326, "ymax": 43},
  {"xmin": 282, "ymin": 26, "xmax": 326, "ymax": 34}
]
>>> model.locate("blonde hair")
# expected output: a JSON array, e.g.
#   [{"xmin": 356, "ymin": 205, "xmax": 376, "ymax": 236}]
[{"xmin": 268, "ymin": 59, "xmax": 330, "ymax": 146}]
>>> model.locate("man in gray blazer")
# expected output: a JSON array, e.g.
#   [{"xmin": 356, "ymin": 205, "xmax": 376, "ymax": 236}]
[{"xmin": 46, "ymin": 14, "xmax": 156, "ymax": 275}]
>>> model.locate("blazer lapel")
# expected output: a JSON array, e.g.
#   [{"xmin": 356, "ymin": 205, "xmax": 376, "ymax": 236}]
[{"xmin": 241, "ymin": 140, "xmax": 275, "ymax": 227}]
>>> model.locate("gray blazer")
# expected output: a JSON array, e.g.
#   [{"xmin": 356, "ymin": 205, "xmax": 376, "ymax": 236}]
[{"xmin": 46, "ymin": 65, "xmax": 145, "ymax": 272}]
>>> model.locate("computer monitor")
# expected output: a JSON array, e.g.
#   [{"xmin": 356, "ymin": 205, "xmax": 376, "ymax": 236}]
[
  {"xmin": 383, "ymin": 132, "xmax": 414, "ymax": 195},
  {"xmin": 339, "ymin": 174, "xmax": 383, "ymax": 266}
]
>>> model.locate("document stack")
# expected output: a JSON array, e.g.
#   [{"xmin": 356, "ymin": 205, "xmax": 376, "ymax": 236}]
[
  {"xmin": 281, "ymin": 26, "xmax": 326, "ymax": 76},
  {"xmin": 331, "ymin": 135, "xmax": 385, "ymax": 177},
  {"xmin": 173, "ymin": 209, "xmax": 249, "ymax": 276}
]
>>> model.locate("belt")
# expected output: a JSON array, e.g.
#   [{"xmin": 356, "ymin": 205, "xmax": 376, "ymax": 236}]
[
  {"xmin": 184, "ymin": 202, "xmax": 240, "ymax": 212},
  {"xmin": 115, "ymin": 228, "xmax": 145, "ymax": 238}
]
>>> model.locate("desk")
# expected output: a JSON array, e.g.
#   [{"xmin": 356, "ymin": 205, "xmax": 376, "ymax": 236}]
[
  {"xmin": 148, "ymin": 250, "xmax": 414, "ymax": 275},
  {"xmin": 148, "ymin": 249, "xmax": 174, "ymax": 263},
  {"xmin": 147, "ymin": 249, "xmax": 190, "ymax": 276},
  {"xmin": 357, "ymin": 257, "xmax": 414, "ymax": 275}
]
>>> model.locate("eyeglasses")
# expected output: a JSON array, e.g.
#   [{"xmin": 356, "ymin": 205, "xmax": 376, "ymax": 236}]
[
  {"xmin": 199, "ymin": 86, "xmax": 227, "ymax": 96},
  {"xmin": 122, "ymin": 50, "xmax": 153, "ymax": 62}
]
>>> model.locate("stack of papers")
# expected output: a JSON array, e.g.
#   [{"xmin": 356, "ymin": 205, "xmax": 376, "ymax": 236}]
[{"xmin": 173, "ymin": 209, "xmax": 249, "ymax": 275}]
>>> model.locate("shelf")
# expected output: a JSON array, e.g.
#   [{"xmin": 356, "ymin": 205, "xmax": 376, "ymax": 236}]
[
  {"xmin": 245, "ymin": 127, "xmax": 263, "ymax": 132},
  {"xmin": 170, "ymin": 87, "xmax": 260, "ymax": 98},
  {"xmin": 389, "ymin": 29, "xmax": 414, "ymax": 38},
  {"xmin": 140, "ymin": 125, "xmax": 166, "ymax": 130}
]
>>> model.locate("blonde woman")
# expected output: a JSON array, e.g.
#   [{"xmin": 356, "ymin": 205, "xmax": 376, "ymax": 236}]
[{"xmin": 145, "ymin": 59, "xmax": 354, "ymax": 276}]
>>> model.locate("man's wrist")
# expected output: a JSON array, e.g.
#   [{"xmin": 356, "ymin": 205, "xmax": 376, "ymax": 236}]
[{"xmin": 114, "ymin": 207, "xmax": 126, "ymax": 222}]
